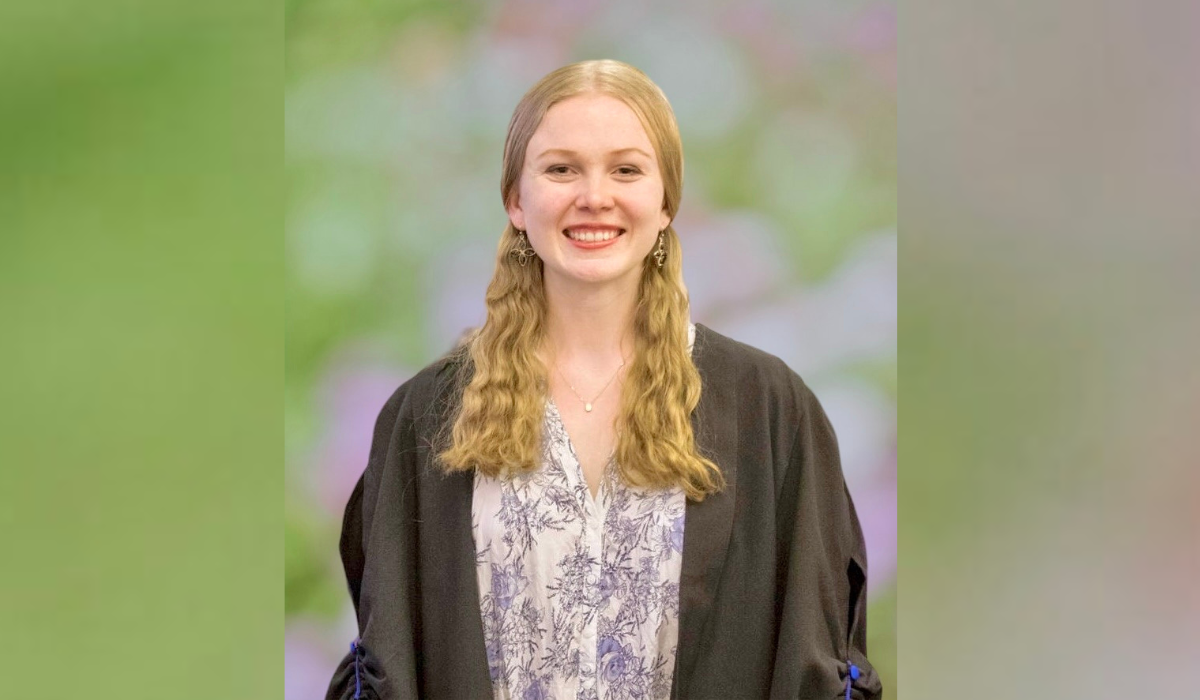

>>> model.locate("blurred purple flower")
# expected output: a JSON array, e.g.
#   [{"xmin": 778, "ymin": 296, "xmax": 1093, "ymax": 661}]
[
  {"xmin": 845, "ymin": 4, "xmax": 897, "ymax": 90},
  {"xmin": 285, "ymin": 623, "xmax": 339, "ymax": 700},
  {"xmin": 672, "ymin": 210, "xmax": 787, "ymax": 321},
  {"xmin": 714, "ymin": 232, "xmax": 896, "ymax": 380},
  {"xmin": 314, "ymin": 362, "xmax": 411, "ymax": 518},
  {"xmin": 853, "ymin": 448, "xmax": 897, "ymax": 596},
  {"xmin": 846, "ymin": 3, "xmax": 895, "ymax": 53},
  {"xmin": 429, "ymin": 243, "xmax": 492, "ymax": 352}
]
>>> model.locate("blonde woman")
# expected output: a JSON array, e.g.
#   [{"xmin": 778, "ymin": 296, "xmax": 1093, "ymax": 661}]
[{"xmin": 327, "ymin": 60, "xmax": 880, "ymax": 700}]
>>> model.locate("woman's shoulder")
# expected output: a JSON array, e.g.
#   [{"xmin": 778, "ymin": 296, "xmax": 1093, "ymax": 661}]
[
  {"xmin": 691, "ymin": 324, "xmax": 830, "ymax": 432},
  {"xmin": 693, "ymin": 323, "xmax": 814, "ymax": 405},
  {"xmin": 373, "ymin": 346, "xmax": 469, "ymax": 430}
]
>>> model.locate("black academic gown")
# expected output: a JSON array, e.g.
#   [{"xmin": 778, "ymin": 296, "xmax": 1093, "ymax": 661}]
[{"xmin": 326, "ymin": 324, "xmax": 882, "ymax": 699}]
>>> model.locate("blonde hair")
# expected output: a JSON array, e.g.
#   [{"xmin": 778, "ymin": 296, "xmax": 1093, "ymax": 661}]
[{"xmin": 439, "ymin": 59, "xmax": 723, "ymax": 500}]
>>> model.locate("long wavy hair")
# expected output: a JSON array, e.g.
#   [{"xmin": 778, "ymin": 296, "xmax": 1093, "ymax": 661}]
[{"xmin": 438, "ymin": 60, "xmax": 723, "ymax": 501}]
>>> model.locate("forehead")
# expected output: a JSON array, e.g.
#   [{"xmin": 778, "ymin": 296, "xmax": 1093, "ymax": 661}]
[{"xmin": 527, "ymin": 93, "xmax": 655, "ymax": 157}]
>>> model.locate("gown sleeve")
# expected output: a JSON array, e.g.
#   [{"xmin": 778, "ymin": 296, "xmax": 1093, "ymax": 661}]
[
  {"xmin": 770, "ymin": 380, "xmax": 883, "ymax": 700},
  {"xmin": 325, "ymin": 383, "xmax": 422, "ymax": 700}
]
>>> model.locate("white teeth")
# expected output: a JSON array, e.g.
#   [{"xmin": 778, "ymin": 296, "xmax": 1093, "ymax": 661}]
[{"xmin": 567, "ymin": 229, "xmax": 620, "ymax": 242}]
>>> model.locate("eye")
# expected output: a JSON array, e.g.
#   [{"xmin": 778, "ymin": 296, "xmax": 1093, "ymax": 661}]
[
  {"xmin": 615, "ymin": 166, "xmax": 642, "ymax": 176},
  {"xmin": 546, "ymin": 165, "xmax": 572, "ymax": 175}
]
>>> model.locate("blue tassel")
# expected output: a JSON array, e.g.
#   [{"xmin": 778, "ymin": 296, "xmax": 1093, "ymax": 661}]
[
  {"xmin": 844, "ymin": 662, "xmax": 860, "ymax": 700},
  {"xmin": 351, "ymin": 639, "xmax": 362, "ymax": 699}
]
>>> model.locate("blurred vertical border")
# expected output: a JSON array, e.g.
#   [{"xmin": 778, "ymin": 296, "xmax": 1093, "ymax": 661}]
[
  {"xmin": 285, "ymin": 0, "xmax": 896, "ymax": 697},
  {"xmin": 1, "ymin": 0, "xmax": 281, "ymax": 697},
  {"xmin": 901, "ymin": 0, "xmax": 1200, "ymax": 697}
]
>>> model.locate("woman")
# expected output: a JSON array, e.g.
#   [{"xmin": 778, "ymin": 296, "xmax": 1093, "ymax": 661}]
[{"xmin": 327, "ymin": 59, "xmax": 881, "ymax": 700}]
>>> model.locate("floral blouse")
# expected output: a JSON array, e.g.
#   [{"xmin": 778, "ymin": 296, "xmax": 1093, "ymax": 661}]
[{"xmin": 471, "ymin": 327, "xmax": 694, "ymax": 700}]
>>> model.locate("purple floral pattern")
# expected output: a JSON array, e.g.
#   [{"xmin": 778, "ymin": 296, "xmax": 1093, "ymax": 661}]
[{"xmin": 472, "ymin": 329, "xmax": 692, "ymax": 700}]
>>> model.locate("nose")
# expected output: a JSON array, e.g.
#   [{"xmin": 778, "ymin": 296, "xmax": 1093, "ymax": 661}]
[{"xmin": 575, "ymin": 175, "xmax": 614, "ymax": 211}]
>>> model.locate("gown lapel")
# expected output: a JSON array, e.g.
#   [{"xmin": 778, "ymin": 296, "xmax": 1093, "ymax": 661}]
[{"xmin": 673, "ymin": 324, "xmax": 739, "ymax": 697}]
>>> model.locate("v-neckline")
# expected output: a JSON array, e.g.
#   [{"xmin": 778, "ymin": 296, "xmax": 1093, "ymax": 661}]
[
  {"xmin": 545, "ymin": 397, "xmax": 613, "ymax": 506},
  {"xmin": 541, "ymin": 322, "xmax": 695, "ymax": 505}
]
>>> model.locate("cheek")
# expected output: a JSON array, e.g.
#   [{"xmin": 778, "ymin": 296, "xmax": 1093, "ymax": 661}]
[
  {"xmin": 634, "ymin": 177, "xmax": 664, "ymax": 206},
  {"xmin": 634, "ymin": 186, "xmax": 667, "ymax": 222},
  {"xmin": 524, "ymin": 187, "xmax": 570, "ymax": 222}
]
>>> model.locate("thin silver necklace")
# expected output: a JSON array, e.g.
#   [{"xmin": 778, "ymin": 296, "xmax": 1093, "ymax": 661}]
[{"xmin": 554, "ymin": 355, "xmax": 626, "ymax": 413}]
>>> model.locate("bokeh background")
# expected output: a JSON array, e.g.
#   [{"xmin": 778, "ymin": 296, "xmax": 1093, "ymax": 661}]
[{"xmin": 285, "ymin": 0, "xmax": 897, "ymax": 697}]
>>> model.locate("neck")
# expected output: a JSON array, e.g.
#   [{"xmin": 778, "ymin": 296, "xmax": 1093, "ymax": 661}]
[{"xmin": 541, "ymin": 278, "xmax": 638, "ymax": 368}]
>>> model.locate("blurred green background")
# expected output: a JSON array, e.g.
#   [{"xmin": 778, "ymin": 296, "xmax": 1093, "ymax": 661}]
[
  {"xmin": 285, "ymin": 0, "xmax": 896, "ymax": 697},
  {"xmin": 0, "ymin": 0, "xmax": 280, "ymax": 698}
]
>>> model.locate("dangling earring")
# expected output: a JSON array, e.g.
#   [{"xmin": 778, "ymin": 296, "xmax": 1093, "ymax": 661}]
[
  {"xmin": 510, "ymin": 230, "xmax": 537, "ymax": 267},
  {"xmin": 653, "ymin": 231, "xmax": 666, "ymax": 269}
]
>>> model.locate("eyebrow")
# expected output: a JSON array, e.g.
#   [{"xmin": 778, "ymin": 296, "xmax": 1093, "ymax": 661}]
[{"xmin": 534, "ymin": 147, "xmax": 654, "ymax": 160}]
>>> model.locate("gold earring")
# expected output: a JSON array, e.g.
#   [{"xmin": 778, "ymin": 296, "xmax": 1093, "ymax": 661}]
[
  {"xmin": 653, "ymin": 231, "xmax": 666, "ymax": 269},
  {"xmin": 510, "ymin": 230, "xmax": 537, "ymax": 267}
]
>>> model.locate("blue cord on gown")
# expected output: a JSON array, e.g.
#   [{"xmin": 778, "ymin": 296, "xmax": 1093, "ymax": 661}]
[
  {"xmin": 844, "ymin": 661, "xmax": 860, "ymax": 700},
  {"xmin": 350, "ymin": 639, "xmax": 362, "ymax": 699}
]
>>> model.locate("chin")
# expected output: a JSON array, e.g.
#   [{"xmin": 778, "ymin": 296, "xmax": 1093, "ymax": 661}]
[{"xmin": 550, "ymin": 262, "xmax": 642, "ymax": 287}]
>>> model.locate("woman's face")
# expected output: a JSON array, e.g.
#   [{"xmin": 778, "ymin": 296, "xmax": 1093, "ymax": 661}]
[{"xmin": 507, "ymin": 93, "xmax": 671, "ymax": 292}]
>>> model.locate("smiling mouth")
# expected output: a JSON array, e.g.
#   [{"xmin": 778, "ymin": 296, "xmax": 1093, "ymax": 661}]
[{"xmin": 563, "ymin": 228, "xmax": 625, "ymax": 242}]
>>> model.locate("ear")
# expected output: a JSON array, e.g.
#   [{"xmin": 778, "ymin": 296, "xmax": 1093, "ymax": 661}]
[
  {"xmin": 506, "ymin": 196, "xmax": 525, "ymax": 232},
  {"xmin": 659, "ymin": 208, "xmax": 671, "ymax": 233}
]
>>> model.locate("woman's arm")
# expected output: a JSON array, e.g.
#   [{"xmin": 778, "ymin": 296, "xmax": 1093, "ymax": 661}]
[
  {"xmin": 325, "ymin": 383, "xmax": 421, "ymax": 700},
  {"xmin": 770, "ymin": 380, "xmax": 882, "ymax": 700}
]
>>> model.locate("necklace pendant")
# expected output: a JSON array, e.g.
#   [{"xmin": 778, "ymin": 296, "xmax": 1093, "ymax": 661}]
[{"xmin": 585, "ymin": 402, "xmax": 593, "ymax": 412}]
